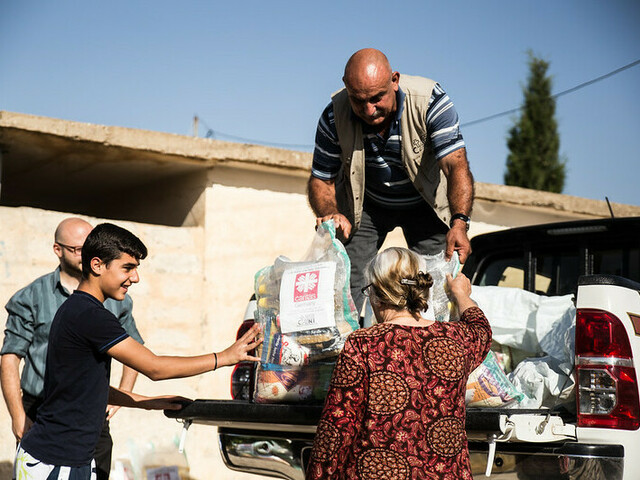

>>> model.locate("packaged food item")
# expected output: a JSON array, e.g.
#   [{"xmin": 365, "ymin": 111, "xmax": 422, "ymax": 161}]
[
  {"xmin": 254, "ymin": 363, "xmax": 335, "ymax": 403},
  {"xmin": 466, "ymin": 351, "xmax": 524, "ymax": 407},
  {"xmin": 253, "ymin": 221, "xmax": 358, "ymax": 403}
]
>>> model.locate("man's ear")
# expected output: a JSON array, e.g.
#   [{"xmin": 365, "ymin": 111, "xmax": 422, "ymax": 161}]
[
  {"xmin": 89, "ymin": 257, "xmax": 104, "ymax": 277},
  {"xmin": 391, "ymin": 71, "xmax": 400, "ymax": 90},
  {"xmin": 53, "ymin": 243, "xmax": 63, "ymax": 260}
]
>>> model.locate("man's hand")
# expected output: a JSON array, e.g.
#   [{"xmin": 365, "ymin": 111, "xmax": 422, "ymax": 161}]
[
  {"xmin": 307, "ymin": 177, "xmax": 352, "ymax": 241},
  {"xmin": 316, "ymin": 213, "xmax": 353, "ymax": 241},
  {"xmin": 1, "ymin": 353, "xmax": 31, "ymax": 441},
  {"xmin": 445, "ymin": 222, "xmax": 471, "ymax": 264},
  {"xmin": 440, "ymin": 148, "xmax": 474, "ymax": 264},
  {"xmin": 11, "ymin": 410, "xmax": 32, "ymax": 441}
]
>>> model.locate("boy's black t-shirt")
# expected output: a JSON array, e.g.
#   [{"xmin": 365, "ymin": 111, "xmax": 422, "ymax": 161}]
[{"xmin": 21, "ymin": 291, "xmax": 130, "ymax": 466}]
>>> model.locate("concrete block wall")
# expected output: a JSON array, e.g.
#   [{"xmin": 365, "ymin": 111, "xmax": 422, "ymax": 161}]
[{"xmin": 0, "ymin": 180, "xmax": 318, "ymax": 479}]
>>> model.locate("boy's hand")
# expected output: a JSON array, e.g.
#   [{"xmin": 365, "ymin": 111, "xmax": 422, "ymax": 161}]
[
  {"xmin": 106, "ymin": 404, "xmax": 121, "ymax": 420},
  {"xmin": 217, "ymin": 323, "xmax": 263, "ymax": 368},
  {"xmin": 140, "ymin": 395, "xmax": 192, "ymax": 411}
]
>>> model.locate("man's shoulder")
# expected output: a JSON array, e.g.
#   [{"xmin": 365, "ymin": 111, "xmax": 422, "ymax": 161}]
[
  {"xmin": 399, "ymin": 74, "xmax": 437, "ymax": 98},
  {"xmin": 7, "ymin": 270, "xmax": 57, "ymax": 306}
]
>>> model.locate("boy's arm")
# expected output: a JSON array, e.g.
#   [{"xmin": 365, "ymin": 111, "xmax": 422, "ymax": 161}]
[
  {"xmin": 106, "ymin": 323, "xmax": 262, "ymax": 381},
  {"xmin": 106, "ymin": 365, "xmax": 139, "ymax": 420},
  {"xmin": 108, "ymin": 386, "xmax": 188, "ymax": 411}
]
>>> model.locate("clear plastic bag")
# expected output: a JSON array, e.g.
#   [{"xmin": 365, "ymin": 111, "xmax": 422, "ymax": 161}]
[
  {"xmin": 253, "ymin": 221, "xmax": 358, "ymax": 403},
  {"xmin": 423, "ymin": 251, "xmax": 461, "ymax": 322}
]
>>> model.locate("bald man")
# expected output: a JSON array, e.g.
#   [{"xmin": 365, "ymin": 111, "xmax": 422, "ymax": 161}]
[
  {"xmin": 0, "ymin": 217, "xmax": 144, "ymax": 480},
  {"xmin": 308, "ymin": 48, "xmax": 474, "ymax": 314}
]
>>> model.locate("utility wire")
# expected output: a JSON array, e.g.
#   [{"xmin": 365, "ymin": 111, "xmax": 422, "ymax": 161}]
[
  {"xmin": 197, "ymin": 116, "xmax": 314, "ymax": 150},
  {"xmin": 197, "ymin": 58, "xmax": 640, "ymax": 146},
  {"xmin": 461, "ymin": 58, "xmax": 640, "ymax": 128}
]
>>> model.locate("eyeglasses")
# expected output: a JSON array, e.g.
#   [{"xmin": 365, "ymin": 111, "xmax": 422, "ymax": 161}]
[
  {"xmin": 56, "ymin": 242, "xmax": 83, "ymax": 255},
  {"xmin": 361, "ymin": 283, "xmax": 373, "ymax": 297}
]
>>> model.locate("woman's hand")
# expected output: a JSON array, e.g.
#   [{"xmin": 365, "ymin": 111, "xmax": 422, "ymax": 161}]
[
  {"xmin": 217, "ymin": 323, "xmax": 263, "ymax": 368},
  {"xmin": 446, "ymin": 273, "xmax": 477, "ymax": 313}
]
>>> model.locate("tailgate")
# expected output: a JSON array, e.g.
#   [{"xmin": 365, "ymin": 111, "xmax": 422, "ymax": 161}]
[
  {"xmin": 165, "ymin": 400, "xmax": 569, "ymax": 439},
  {"xmin": 165, "ymin": 400, "xmax": 322, "ymax": 433}
]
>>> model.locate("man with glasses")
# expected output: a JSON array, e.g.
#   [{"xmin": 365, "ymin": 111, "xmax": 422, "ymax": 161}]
[{"xmin": 0, "ymin": 217, "xmax": 144, "ymax": 480}]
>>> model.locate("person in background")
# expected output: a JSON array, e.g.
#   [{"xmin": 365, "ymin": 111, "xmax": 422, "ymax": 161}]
[
  {"xmin": 1, "ymin": 217, "xmax": 144, "ymax": 480},
  {"xmin": 306, "ymin": 247, "xmax": 491, "ymax": 480},
  {"xmin": 308, "ymin": 48, "xmax": 474, "ymax": 314},
  {"xmin": 15, "ymin": 222, "xmax": 262, "ymax": 479}
]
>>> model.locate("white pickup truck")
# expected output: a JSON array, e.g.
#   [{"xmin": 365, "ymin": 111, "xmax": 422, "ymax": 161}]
[{"xmin": 167, "ymin": 216, "xmax": 640, "ymax": 479}]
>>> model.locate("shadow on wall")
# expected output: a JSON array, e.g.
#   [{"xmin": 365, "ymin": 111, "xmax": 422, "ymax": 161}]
[
  {"xmin": 0, "ymin": 129, "xmax": 210, "ymax": 227},
  {"xmin": 0, "ymin": 461, "xmax": 12, "ymax": 478}
]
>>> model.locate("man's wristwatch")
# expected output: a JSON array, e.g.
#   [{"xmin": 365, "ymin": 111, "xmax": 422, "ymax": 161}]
[{"xmin": 450, "ymin": 213, "xmax": 471, "ymax": 230}]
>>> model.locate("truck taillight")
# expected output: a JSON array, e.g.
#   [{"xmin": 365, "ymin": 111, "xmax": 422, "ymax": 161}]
[
  {"xmin": 575, "ymin": 309, "xmax": 640, "ymax": 430},
  {"xmin": 231, "ymin": 319, "xmax": 256, "ymax": 400}
]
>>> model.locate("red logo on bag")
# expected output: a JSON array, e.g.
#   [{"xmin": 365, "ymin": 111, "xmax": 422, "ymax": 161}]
[{"xmin": 294, "ymin": 271, "xmax": 319, "ymax": 302}]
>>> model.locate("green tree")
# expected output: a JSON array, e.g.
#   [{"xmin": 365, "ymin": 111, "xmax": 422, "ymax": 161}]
[{"xmin": 504, "ymin": 53, "xmax": 566, "ymax": 192}]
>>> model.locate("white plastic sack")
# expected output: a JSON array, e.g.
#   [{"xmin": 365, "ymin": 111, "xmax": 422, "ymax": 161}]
[
  {"xmin": 470, "ymin": 286, "xmax": 576, "ymax": 409},
  {"xmin": 508, "ymin": 356, "xmax": 575, "ymax": 409},
  {"xmin": 470, "ymin": 286, "xmax": 575, "ymax": 364}
]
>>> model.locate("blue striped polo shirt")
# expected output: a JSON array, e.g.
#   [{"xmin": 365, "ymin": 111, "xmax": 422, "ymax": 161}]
[{"xmin": 311, "ymin": 83, "xmax": 465, "ymax": 208}]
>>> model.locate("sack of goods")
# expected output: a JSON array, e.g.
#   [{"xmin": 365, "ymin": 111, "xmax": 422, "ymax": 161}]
[{"xmin": 253, "ymin": 221, "xmax": 359, "ymax": 403}]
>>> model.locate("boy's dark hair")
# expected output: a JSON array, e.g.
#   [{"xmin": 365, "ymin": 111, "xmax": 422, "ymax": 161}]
[{"xmin": 82, "ymin": 223, "xmax": 148, "ymax": 278}]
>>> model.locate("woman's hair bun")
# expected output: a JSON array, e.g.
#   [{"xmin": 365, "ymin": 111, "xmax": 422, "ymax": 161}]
[{"xmin": 364, "ymin": 248, "xmax": 433, "ymax": 315}]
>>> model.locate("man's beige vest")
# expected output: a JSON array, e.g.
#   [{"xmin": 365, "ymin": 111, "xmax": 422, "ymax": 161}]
[{"xmin": 331, "ymin": 74, "xmax": 451, "ymax": 230}]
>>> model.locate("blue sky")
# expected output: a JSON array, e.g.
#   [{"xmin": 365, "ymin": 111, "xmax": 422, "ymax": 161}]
[{"xmin": 2, "ymin": 1, "xmax": 639, "ymax": 206}]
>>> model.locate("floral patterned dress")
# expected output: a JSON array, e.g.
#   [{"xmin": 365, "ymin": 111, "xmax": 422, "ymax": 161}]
[{"xmin": 306, "ymin": 306, "xmax": 492, "ymax": 480}]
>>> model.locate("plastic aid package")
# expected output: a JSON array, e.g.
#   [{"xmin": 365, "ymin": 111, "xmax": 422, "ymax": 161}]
[
  {"xmin": 253, "ymin": 221, "xmax": 359, "ymax": 403},
  {"xmin": 466, "ymin": 351, "xmax": 525, "ymax": 407}
]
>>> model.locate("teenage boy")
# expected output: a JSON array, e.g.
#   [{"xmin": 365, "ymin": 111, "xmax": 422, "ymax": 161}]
[
  {"xmin": 1, "ymin": 217, "xmax": 143, "ymax": 480},
  {"xmin": 15, "ymin": 223, "xmax": 262, "ymax": 479}
]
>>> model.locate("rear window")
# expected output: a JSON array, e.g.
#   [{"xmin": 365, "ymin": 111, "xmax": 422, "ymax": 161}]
[
  {"xmin": 475, "ymin": 250, "xmax": 580, "ymax": 296},
  {"xmin": 534, "ymin": 249, "xmax": 580, "ymax": 296},
  {"xmin": 476, "ymin": 255, "xmax": 525, "ymax": 289},
  {"xmin": 592, "ymin": 247, "xmax": 640, "ymax": 283},
  {"xmin": 472, "ymin": 235, "xmax": 640, "ymax": 297}
]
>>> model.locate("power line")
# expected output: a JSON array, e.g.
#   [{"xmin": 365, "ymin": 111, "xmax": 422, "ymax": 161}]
[
  {"xmin": 461, "ymin": 58, "xmax": 640, "ymax": 128},
  {"xmin": 196, "ymin": 116, "xmax": 314, "ymax": 150},
  {"xmin": 196, "ymin": 58, "xmax": 640, "ymax": 145}
]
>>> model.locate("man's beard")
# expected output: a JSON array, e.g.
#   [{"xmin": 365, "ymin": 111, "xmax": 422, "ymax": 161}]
[{"xmin": 61, "ymin": 257, "xmax": 83, "ymax": 276}]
